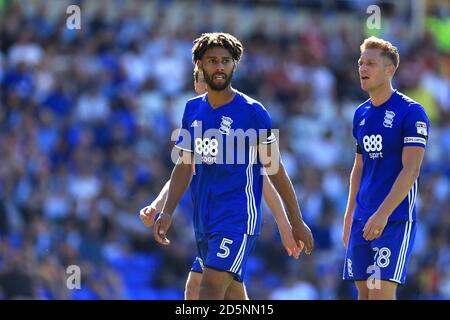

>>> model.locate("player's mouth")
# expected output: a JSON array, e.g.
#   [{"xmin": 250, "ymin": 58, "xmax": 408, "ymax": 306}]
[
  {"xmin": 213, "ymin": 74, "xmax": 226, "ymax": 81},
  {"xmin": 361, "ymin": 76, "xmax": 370, "ymax": 81}
]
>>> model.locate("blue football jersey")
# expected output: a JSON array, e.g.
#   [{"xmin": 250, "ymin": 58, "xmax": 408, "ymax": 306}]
[
  {"xmin": 352, "ymin": 90, "xmax": 429, "ymax": 222},
  {"xmin": 175, "ymin": 90, "xmax": 275, "ymax": 235}
]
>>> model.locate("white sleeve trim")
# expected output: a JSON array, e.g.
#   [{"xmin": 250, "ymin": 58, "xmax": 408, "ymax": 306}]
[
  {"xmin": 261, "ymin": 139, "xmax": 277, "ymax": 145},
  {"xmin": 260, "ymin": 132, "xmax": 277, "ymax": 145},
  {"xmin": 174, "ymin": 145, "xmax": 193, "ymax": 153},
  {"xmin": 404, "ymin": 137, "xmax": 426, "ymax": 145}
]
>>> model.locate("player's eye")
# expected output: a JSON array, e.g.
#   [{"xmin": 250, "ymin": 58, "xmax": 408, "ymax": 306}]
[{"xmin": 358, "ymin": 61, "xmax": 375, "ymax": 67}]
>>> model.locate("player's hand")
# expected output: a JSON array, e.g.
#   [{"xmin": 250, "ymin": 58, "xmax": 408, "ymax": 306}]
[
  {"xmin": 154, "ymin": 212, "xmax": 172, "ymax": 245},
  {"xmin": 291, "ymin": 221, "xmax": 314, "ymax": 255},
  {"xmin": 278, "ymin": 224, "xmax": 302, "ymax": 259},
  {"xmin": 363, "ymin": 211, "xmax": 389, "ymax": 241},
  {"xmin": 139, "ymin": 204, "xmax": 157, "ymax": 227}
]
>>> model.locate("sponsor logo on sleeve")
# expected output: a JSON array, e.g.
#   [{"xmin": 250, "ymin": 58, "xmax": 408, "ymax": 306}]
[{"xmin": 415, "ymin": 121, "xmax": 428, "ymax": 136}]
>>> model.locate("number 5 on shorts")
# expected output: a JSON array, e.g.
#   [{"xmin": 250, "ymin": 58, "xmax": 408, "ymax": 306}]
[{"xmin": 217, "ymin": 238, "xmax": 233, "ymax": 258}]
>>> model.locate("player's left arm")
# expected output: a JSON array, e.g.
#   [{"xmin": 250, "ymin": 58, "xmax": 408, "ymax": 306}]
[
  {"xmin": 262, "ymin": 174, "xmax": 301, "ymax": 259},
  {"xmin": 259, "ymin": 140, "xmax": 313, "ymax": 254},
  {"xmin": 364, "ymin": 104, "xmax": 429, "ymax": 241},
  {"xmin": 363, "ymin": 147, "xmax": 425, "ymax": 240}
]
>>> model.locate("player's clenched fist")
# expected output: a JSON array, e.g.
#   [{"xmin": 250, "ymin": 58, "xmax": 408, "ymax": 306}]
[{"xmin": 139, "ymin": 204, "xmax": 157, "ymax": 227}]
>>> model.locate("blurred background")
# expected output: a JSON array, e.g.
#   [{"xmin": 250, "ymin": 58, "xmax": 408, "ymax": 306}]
[{"xmin": 0, "ymin": 0, "xmax": 449, "ymax": 300}]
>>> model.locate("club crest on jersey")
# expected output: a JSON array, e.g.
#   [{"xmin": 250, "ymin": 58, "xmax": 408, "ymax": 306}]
[
  {"xmin": 219, "ymin": 116, "xmax": 233, "ymax": 135},
  {"xmin": 383, "ymin": 110, "xmax": 395, "ymax": 128},
  {"xmin": 415, "ymin": 121, "xmax": 428, "ymax": 136}
]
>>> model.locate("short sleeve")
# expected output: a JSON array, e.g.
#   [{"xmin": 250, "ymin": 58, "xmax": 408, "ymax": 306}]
[
  {"xmin": 175, "ymin": 102, "xmax": 193, "ymax": 152},
  {"xmin": 353, "ymin": 109, "xmax": 363, "ymax": 152},
  {"xmin": 254, "ymin": 105, "xmax": 276, "ymax": 145},
  {"xmin": 402, "ymin": 104, "xmax": 430, "ymax": 148},
  {"xmin": 352, "ymin": 112, "xmax": 358, "ymax": 141}
]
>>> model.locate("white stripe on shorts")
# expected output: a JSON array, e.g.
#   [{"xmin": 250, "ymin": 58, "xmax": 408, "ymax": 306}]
[
  {"xmin": 245, "ymin": 146, "xmax": 257, "ymax": 234},
  {"xmin": 391, "ymin": 221, "xmax": 412, "ymax": 282},
  {"xmin": 230, "ymin": 234, "xmax": 248, "ymax": 273}
]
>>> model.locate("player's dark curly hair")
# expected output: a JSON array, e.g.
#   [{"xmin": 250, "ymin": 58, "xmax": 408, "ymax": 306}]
[
  {"xmin": 193, "ymin": 65, "xmax": 202, "ymax": 82},
  {"xmin": 192, "ymin": 32, "xmax": 244, "ymax": 63}
]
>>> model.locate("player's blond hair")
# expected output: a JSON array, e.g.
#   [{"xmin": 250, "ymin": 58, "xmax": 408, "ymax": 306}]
[{"xmin": 360, "ymin": 36, "xmax": 399, "ymax": 68}]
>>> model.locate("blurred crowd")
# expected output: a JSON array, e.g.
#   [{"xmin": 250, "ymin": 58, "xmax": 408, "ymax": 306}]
[{"xmin": 0, "ymin": 0, "xmax": 449, "ymax": 300}]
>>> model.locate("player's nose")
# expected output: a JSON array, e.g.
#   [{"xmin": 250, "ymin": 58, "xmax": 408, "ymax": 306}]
[
  {"xmin": 359, "ymin": 65, "xmax": 368, "ymax": 74},
  {"xmin": 215, "ymin": 62, "xmax": 225, "ymax": 72}
]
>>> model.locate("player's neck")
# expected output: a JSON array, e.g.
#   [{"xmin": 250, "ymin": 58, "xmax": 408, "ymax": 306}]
[
  {"xmin": 207, "ymin": 86, "xmax": 236, "ymax": 108},
  {"xmin": 369, "ymin": 83, "xmax": 394, "ymax": 107}
]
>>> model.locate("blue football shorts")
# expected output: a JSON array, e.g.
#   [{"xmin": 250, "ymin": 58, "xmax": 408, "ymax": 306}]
[
  {"xmin": 343, "ymin": 219, "xmax": 416, "ymax": 285},
  {"xmin": 195, "ymin": 231, "xmax": 257, "ymax": 282},
  {"xmin": 190, "ymin": 256, "xmax": 203, "ymax": 274}
]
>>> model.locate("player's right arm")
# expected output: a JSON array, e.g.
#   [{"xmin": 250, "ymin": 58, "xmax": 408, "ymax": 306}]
[
  {"xmin": 342, "ymin": 152, "xmax": 363, "ymax": 249},
  {"xmin": 154, "ymin": 150, "xmax": 194, "ymax": 245}
]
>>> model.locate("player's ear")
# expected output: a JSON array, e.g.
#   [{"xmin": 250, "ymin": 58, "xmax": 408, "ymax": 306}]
[
  {"xmin": 390, "ymin": 64, "xmax": 397, "ymax": 77},
  {"xmin": 383, "ymin": 57, "xmax": 394, "ymax": 77},
  {"xmin": 386, "ymin": 63, "xmax": 395, "ymax": 77}
]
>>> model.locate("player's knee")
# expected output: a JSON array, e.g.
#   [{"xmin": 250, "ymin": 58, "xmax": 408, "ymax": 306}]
[
  {"xmin": 355, "ymin": 281, "xmax": 369, "ymax": 300},
  {"xmin": 199, "ymin": 275, "xmax": 226, "ymax": 299},
  {"xmin": 185, "ymin": 281, "xmax": 200, "ymax": 300},
  {"xmin": 198, "ymin": 267, "xmax": 235, "ymax": 299},
  {"xmin": 185, "ymin": 272, "xmax": 201, "ymax": 300},
  {"xmin": 199, "ymin": 282, "xmax": 222, "ymax": 299},
  {"xmin": 358, "ymin": 292, "xmax": 369, "ymax": 300},
  {"xmin": 185, "ymin": 286, "xmax": 199, "ymax": 300},
  {"xmin": 224, "ymin": 281, "xmax": 247, "ymax": 300},
  {"xmin": 199, "ymin": 276, "xmax": 220, "ymax": 292},
  {"xmin": 224, "ymin": 289, "xmax": 240, "ymax": 300},
  {"xmin": 224, "ymin": 288, "xmax": 247, "ymax": 300},
  {"xmin": 368, "ymin": 280, "xmax": 397, "ymax": 300}
]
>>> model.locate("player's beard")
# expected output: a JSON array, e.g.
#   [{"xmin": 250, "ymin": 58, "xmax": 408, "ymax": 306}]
[{"xmin": 202, "ymin": 68, "xmax": 233, "ymax": 91}]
